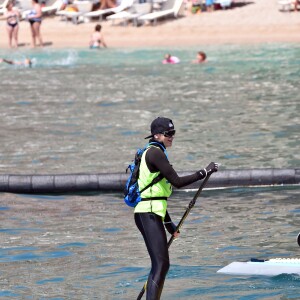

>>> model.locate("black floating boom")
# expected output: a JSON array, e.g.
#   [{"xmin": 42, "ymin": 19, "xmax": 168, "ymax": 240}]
[{"xmin": 0, "ymin": 169, "xmax": 299, "ymax": 194}]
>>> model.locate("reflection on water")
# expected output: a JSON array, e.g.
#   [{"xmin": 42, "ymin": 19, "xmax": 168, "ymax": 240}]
[{"xmin": 0, "ymin": 186, "xmax": 299, "ymax": 299}]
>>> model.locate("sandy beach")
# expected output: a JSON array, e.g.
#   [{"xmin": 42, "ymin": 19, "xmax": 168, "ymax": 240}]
[{"xmin": 0, "ymin": 0, "xmax": 300, "ymax": 49}]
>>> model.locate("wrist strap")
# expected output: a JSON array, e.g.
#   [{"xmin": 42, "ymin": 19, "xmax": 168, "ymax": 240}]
[{"xmin": 199, "ymin": 168, "xmax": 207, "ymax": 178}]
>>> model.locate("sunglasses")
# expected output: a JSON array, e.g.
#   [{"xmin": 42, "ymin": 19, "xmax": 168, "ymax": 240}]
[{"xmin": 161, "ymin": 130, "xmax": 176, "ymax": 137}]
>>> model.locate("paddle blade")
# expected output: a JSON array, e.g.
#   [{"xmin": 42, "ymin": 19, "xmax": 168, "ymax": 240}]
[{"xmin": 297, "ymin": 232, "xmax": 300, "ymax": 247}]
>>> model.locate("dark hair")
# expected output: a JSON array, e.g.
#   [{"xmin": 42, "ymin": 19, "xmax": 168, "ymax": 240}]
[
  {"xmin": 5, "ymin": 0, "xmax": 15, "ymax": 8},
  {"xmin": 95, "ymin": 24, "xmax": 102, "ymax": 32},
  {"xmin": 23, "ymin": 58, "xmax": 32, "ymax": 68},
  {"xmin": 198, "ymin": 51, "xmax": 206, "ymax": 60}
]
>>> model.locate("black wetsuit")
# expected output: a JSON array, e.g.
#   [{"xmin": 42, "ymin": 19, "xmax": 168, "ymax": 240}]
[{"xmin": 135, "ymin": 141, "xmax": 205, "ymax": 300}]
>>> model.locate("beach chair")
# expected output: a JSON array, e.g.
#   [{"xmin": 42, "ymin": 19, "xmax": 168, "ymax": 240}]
[
  {"xmin": 0, "ymin": 0, "xmax": 9, "ymax": 15},
  {"xmin": 106, "ymin": 2, "xmax": 152, "ymax": 26},
  {"xmin": 17, "ymin": 0, "xmax": 33, "ymax": 19},
  {"xmin": 137, "ymin": 0, "xmax": 184, "ymax": 25},
  {"xmin": 215, "ymin": 0, "xmax": 232, "ymax": 9},
  {"xmin": 83, "ymin": 0, "xmax": 134, "ymax": 22},
  {"xmin": 277, "ymin": 0, "xmax": 293, "ymax": 11},
  {"xmin": 56, "ymin": 0, "xmax": 93, "ymax": 24},
  {"xmin": 42, "ymin": 0, "xmax": 64, "ymax": 15}
]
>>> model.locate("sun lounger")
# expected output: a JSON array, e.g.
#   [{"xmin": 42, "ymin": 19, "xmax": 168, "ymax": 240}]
[
  {"xmin": 214, "ymin": 0, "xmax": 232, "ymax": 9},
  {"xmin": 106, "ymin": 2, "xmax": 152, "ymax": 26},
  {"xmin": 17, "ymin": 0, "xmax": 33, "ymax": 19},
  {"xmin": 0, "ymin": 0, "xmax": 9, "ymax": 15},
  {"xmin": 277, "ymin": 0, "xmax": 293, "ymax": 11},
  {"xmin": 42, "ymin": 0, "xmax": 64, "ymax": 14},
  {"xmin": 56, "ymin": 0, "xmax": 93, "ymax": 24},
  {"xmin": 83, "ymin": 0, "xmax": 134, "ymax": 22},
  {"xmin": 138, "ymin": 0, "xmax": 184, "ymax": 25}
]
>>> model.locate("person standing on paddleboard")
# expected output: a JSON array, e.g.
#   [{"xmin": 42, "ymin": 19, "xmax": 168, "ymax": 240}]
[{"xmin": 134, "ymin": 117, "xmax": 219, "ymax": 299}]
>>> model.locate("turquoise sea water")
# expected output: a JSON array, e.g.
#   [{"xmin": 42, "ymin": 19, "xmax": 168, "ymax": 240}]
[
  {"xmin": 1, "ymin": 187, "xmax": 300, "ymax": 299},
  {"xmin": 0, "ymin": 44, "xmax": 299, "ymax": 299},
  {"xmin": 0, "ymin": 44, "xmax": 299, "ymax": 172}
]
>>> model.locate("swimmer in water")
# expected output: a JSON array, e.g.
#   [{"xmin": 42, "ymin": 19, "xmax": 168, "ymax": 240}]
[
  {"xmin": 89, "ymin": 24, "xmax": 107, "ymax": 49},
  {"xmin": 0, "ymin": 58, "xmax": 32, "ymax": 67},
  {"xmin": 162, "ymin": 53, "xmax": 180, "ymax": 64},
  {"xmin": 192, "ymin": 51, "xmax": 207, "ymax": 63}
]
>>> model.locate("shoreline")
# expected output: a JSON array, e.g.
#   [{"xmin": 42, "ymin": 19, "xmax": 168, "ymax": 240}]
[
  {"xmin": 1, "ymin": 21, "xmax": 300, "ymax": 50},
  {"xmin": 0, "ymin": 0, "xmax": 300, "ymax": 49}
]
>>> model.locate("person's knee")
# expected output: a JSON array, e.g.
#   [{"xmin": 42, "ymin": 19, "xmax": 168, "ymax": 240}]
[{"xmin": 157, "ymin": 258, "xmax": 170, "ymax": 276}]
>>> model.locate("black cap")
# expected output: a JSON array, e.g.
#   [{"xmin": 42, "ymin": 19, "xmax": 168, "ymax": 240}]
[{"xmin": 145, "ymin": 117, "xmax": 175, "ymax": 139}]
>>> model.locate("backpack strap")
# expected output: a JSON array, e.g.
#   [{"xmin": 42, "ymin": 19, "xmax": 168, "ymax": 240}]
[
  {"xmin": 139, "ymin": 172, "xmax": 166, "ymax": 201},
  {"xmin": 141, "ymin": 197, "xmax": 167, "ymax": 201},
  {"xmin": 139, "ymin": 172, "xmax": 164, "ymax": 193},
  {"xmin": 147, "ymin": 141, "xmax": 168, "ymax": 160},
  {"xmin": 138, "ymin": 142, "xmax": 168, "ymax": 201}
]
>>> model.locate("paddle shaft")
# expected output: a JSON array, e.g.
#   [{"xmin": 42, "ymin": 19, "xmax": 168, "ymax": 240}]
[{"xmin": 136, "ymin": 174, "xmax": 211, "ymax": 300}]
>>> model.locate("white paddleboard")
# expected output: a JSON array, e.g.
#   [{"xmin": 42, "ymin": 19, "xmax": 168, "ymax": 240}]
[{"xmin": 217, "ymin": 258, "xmax": 300, "ymax": 276}]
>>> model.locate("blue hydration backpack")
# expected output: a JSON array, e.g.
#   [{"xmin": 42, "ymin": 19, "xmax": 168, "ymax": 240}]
[{"xmin": 124, "ymin": 142, "xmax": 166, "ymax": 207}]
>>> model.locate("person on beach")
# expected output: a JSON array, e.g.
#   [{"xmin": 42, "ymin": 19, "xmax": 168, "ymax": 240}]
[
  {"xmin": 206, "ymin": 0, "xmax": 214, "ymax": 12},
  {"xmin": 0, "ymin": 58, "xmax": 32, "ymax": 67},
  {"xmin": 99, "ymin": 0, "xmax": 116, "ymax": 10},
  {"xmin": 89, "ymin": 24, "xmax": 107, "ymax": 49},
  {"xmin": 162, "ymin": 53, "xmax": 180, "ymax": 64},
  {"xmin": 134, "ymin": 117, "xmax": 219, "ymax": 299},
  {"xmin": 5, "ymin": 1, "xmax": 20, "ymax": 48},
  {"xmin": 192, "ymin": 51, "xmax": 207, "ymax": 63},
  {"xmin": 292, "ymin": 0, "xmax": 299, "ymax": 10},
  {"xmin": 191, "ymin": 0, "xmax": 202, "ymax": 14},
  {"xmin": 26, "ymin": 0, "xmax": 43, "ymax": 47}
]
